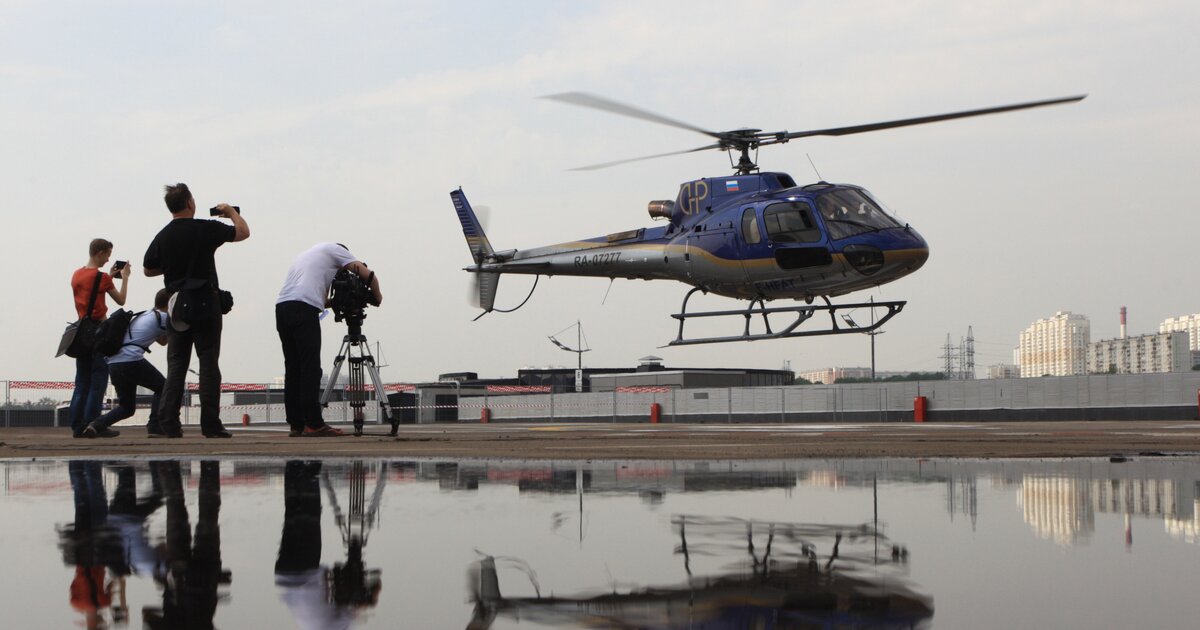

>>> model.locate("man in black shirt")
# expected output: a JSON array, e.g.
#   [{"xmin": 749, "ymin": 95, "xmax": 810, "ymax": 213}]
[{"xmin": 144, "ymin": 183, "xmax": 250, "ymax": 438}]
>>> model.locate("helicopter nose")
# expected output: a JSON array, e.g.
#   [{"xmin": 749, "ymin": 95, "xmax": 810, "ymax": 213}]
[{"xmin": 885, "ymin": 228, "xmax": 929, "ymax": 273}]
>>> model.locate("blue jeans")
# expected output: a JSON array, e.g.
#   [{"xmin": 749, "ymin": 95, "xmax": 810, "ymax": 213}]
[
  {"xmin": 94, "ymin": 359, "xmax": 165, "ymax": 432},
  {"xmin": 69, "ymin": 353, "xmax": 109, "ymax": 435}
]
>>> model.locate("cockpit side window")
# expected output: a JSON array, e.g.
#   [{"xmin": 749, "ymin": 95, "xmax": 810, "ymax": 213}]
[
  {"xmin": 740, "ymin": 207, "xmax": 761, "ymax": 245},
  {"xmin": 763, "ymin": 201, "xmax": 821, "ymax": 244},
  {"xmin": 816, "ymin": 188, "xmax": 901, "ymax": 240}
]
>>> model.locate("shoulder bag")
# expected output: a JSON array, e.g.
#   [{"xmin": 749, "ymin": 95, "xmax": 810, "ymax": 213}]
[{"xmin": 57, "ymin": 271, "xmax": 103, "ymax": 358}]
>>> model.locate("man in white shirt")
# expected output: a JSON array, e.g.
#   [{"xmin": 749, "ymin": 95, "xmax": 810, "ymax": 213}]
[
  {"xmin": 276, "ymin": 243, "xmax": 382, "ymax": 437},
  {"xmin": 84, "ymin": 289, "xmax": 171, "ymax": 438}
]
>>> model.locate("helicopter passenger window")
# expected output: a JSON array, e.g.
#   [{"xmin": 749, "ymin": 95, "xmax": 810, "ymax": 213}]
[
  {"xmin": 763, "ymin": 202, "xmax": 821, "ymax": 244},
  {"xmin": 816, "ymin": 188, "xmax": 901, "ymax": 240},
  {"xmin": 740, "ymin": 208, "xmax": 761, "ymax": 244}
]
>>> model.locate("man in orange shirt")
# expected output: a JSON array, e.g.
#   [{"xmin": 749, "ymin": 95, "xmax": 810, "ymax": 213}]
[{"xmin": 68, "ymin": 238, "xmax": 129, "ymax": 437}]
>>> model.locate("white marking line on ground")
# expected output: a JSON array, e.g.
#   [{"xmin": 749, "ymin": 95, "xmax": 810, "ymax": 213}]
[
  {"xmin": 399, "ymin": 423, "xmax": 992, "ymax": 434},
  {"xmin": 546, "ymin": 443, "xmax": 773, "ymax": 450},
  {"xmin": 622, "ymin": 424, "xmax": 984, "ymax": 433},
  {"xmin": 627, "ymin": 427, "xmax": 867, "ymax": 433},
  {"xmin": 1112, "ymin": 432, "xmax": 1200, "ymax": 437}
]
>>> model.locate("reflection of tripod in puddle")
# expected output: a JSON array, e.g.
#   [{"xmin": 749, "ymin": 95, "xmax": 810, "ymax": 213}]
[
  {"xmin": 321, "ymin": 461, "xmax": 385, "ymax": 606},
  {"xmin": 319, "ymin": 314, "xmax": 398, "ymax": 437}
]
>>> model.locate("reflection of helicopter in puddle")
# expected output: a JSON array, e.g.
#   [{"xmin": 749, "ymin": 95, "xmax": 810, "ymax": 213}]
[
  {"xmin": 454, "ymin": 91, "xmax": 1083, "ymax": 345},
  {"xmin": 467, "ymin": 515, "xmax": 933, "ymax": 629}
]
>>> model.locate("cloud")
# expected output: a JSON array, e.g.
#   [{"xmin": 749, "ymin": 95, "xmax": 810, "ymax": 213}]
[{"xmin": 0, "ymin": 62, "xmax": 68, "ymax": 82}]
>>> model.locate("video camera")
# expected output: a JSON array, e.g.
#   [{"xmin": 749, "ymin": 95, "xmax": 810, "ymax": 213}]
[{"xmin": 329, "ymin": 268, "xmax": 375, "ymax": 324}]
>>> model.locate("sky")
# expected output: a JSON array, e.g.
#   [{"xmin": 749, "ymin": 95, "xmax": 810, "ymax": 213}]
[{"xmin": 3, "ymin": 1, "xmax": 1198, "ymax": 388}]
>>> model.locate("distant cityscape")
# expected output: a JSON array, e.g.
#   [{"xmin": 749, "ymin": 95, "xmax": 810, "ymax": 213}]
[{"xmin": 800, "ymin": 309, "xmax": 1200, "ymax": 384}]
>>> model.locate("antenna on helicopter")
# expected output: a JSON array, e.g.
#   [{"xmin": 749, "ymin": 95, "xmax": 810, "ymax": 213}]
[{"xmin": 806, "ymin": 153, "xmax": 824, "ymax": 181}]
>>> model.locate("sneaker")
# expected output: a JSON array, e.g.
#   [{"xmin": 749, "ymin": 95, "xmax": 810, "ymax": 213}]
[
  {"xmin": 302, "ymin": 424, "xmax": 344, "ymax": 437},
  {"xmin": 85, "ymin": 423, "xmax": 120, "ymax": 438},
  {"xmin": 203, "ymin": 428, "xmax": 233, "ymax": 439},
  {"xmin": 288, "ymin": 428, "xmax": 303, "ymax": 438}
]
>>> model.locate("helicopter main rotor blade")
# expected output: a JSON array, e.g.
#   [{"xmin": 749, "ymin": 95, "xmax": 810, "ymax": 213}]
[
  {"xmin": 569, "ymin": 143, "xmax": 724, "ymax": 171},
  {"xmin": 543, "ymin": 92, "xmax": 723, "ymax": 140},
  {"xmin": 774, "ymin": 95, "xmax": 1087, "ymax": 142}
]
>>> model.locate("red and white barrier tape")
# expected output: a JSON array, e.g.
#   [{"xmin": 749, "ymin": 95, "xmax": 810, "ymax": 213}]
[
  {"xmin": 7, "ymin": 380, "xmax": 416, "ymax": 392},
  {"xmin": 9, "ymin": 381, "xmax": 75, "ymax": 390},
  {"xmin": 486, "ymin": 385, "xmax": 552, "ymax": 393}
]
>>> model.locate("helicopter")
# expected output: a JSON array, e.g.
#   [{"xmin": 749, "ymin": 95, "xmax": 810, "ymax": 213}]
[{"xmin": 452, "ymin": 92, "xmax": 1085, "ymax": 346}]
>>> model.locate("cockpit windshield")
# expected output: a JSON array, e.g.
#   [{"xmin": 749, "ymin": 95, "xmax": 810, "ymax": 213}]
[{"xmin": 816, "ymin": 188, "xmax": 901, "ymax": 240}]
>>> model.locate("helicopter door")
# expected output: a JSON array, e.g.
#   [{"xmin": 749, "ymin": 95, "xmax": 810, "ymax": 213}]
[
  {"xmin": 685, "ymin": 220, "xmax": 737, "ymax": 286},
  {"xmin": 737, "ymin": 207, "xmax": 772, "ymax": 282}
]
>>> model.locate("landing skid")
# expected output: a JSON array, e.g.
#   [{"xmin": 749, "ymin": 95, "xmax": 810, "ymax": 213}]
[{"xmin": 667, "ymin": 288, "xmax": 905, "ymax": 346}]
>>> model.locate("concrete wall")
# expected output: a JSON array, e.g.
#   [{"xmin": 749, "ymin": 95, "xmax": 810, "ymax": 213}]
[{"xmin": 458, "ymin": 372, "xmax": 1200, "ymax": 423}]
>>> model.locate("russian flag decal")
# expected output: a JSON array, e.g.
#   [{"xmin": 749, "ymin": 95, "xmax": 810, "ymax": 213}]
[{"xmin": 726, "ymin": 180, "xmax": 739, "ymax": 192}]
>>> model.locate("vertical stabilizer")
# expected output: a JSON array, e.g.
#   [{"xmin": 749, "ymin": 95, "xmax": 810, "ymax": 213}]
[
  {"xmin": 451, "ymin": 189, "xmax": 500, "ymax": 314},
  {"xmin": 451, "ymin": 188, "xmax": 494, "ymax": 264}
]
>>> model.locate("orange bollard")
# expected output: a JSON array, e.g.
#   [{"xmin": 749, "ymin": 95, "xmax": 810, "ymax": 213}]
[
  {"xmin": 481, "ymin": 407, "xmax": 491, "ymax": 424},
  {"xmin": 242, "ymin": 413, "xmax": 250, "ymax": 426},
  {"xmin": 650, "ymin": 402, "xmax": 661, "ymax": 424},
  {"xmin": 913, "ymin": 396, "xmax": 927, "ymax": 423}
]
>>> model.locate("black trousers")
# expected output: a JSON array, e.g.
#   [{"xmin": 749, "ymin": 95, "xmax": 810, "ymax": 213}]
[
  {"xmin": 276, "ymin": 460, "xmax": 322, "ymax": 574},
  {"xmin": 159, "ymin": 315, "xmax": 223, "ymax": 433},
  {"xmin": 152, "ymin": 460, "xmax": 223, "ymax": 625},
  {"xmin": 94, "ymin": 359, "xmax": 165, "ymax": 431},
  {"xmin": 276, "ymin": 301, "xmax": 324, "ymax": 431}
]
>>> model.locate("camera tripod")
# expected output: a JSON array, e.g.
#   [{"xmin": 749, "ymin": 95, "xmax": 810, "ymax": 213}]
[
  {"xmin": 319, "ymin": 314, "xmax": 398, "ymax": 436},
  {"xmin": 321, "ymin": 461, "xmax": 384, "ymax": 607}
]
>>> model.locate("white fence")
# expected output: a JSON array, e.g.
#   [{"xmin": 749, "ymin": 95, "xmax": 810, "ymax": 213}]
[
  {"xmin": 5, "ymin": 372, "xmax": 1200, "ymax": 427},
  {"xmin": 458, "ymin": 372, "xmax": 1200, "ymax": 423}
]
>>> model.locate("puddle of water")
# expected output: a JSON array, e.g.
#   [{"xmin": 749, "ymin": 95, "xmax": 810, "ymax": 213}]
[{"xmin": 1, "ymin": 457, "xmax": 1198, "ymax": 629}]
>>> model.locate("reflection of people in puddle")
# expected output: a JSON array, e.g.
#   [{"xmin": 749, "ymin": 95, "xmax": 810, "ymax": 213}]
[
  {"xmin": 107, "ymin": 463, "xmax": 164, "ymax": 624},
  {"xmin": 63, "ymin": 461, "xmax": 162, "ymax": 628},
  {"xmin": 63, "ymin": 461, "xmax": 114, "ymax": 629},
  {"xmin": 143, "ymin": 460, "xmax": 230, "ymax": 630},
  {"xmin": 275, "ymin": 460, "xmax": 380, "ymax": 630}
]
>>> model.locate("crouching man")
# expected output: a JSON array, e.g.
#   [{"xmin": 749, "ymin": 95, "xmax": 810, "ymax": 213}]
[
  {"xmin": 83, "ymin": 289, "xmax": 171, "ymax": 438},
  {"xmin": 276, "ymin": 243, "xmax": 382, "ymax": 437}
]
